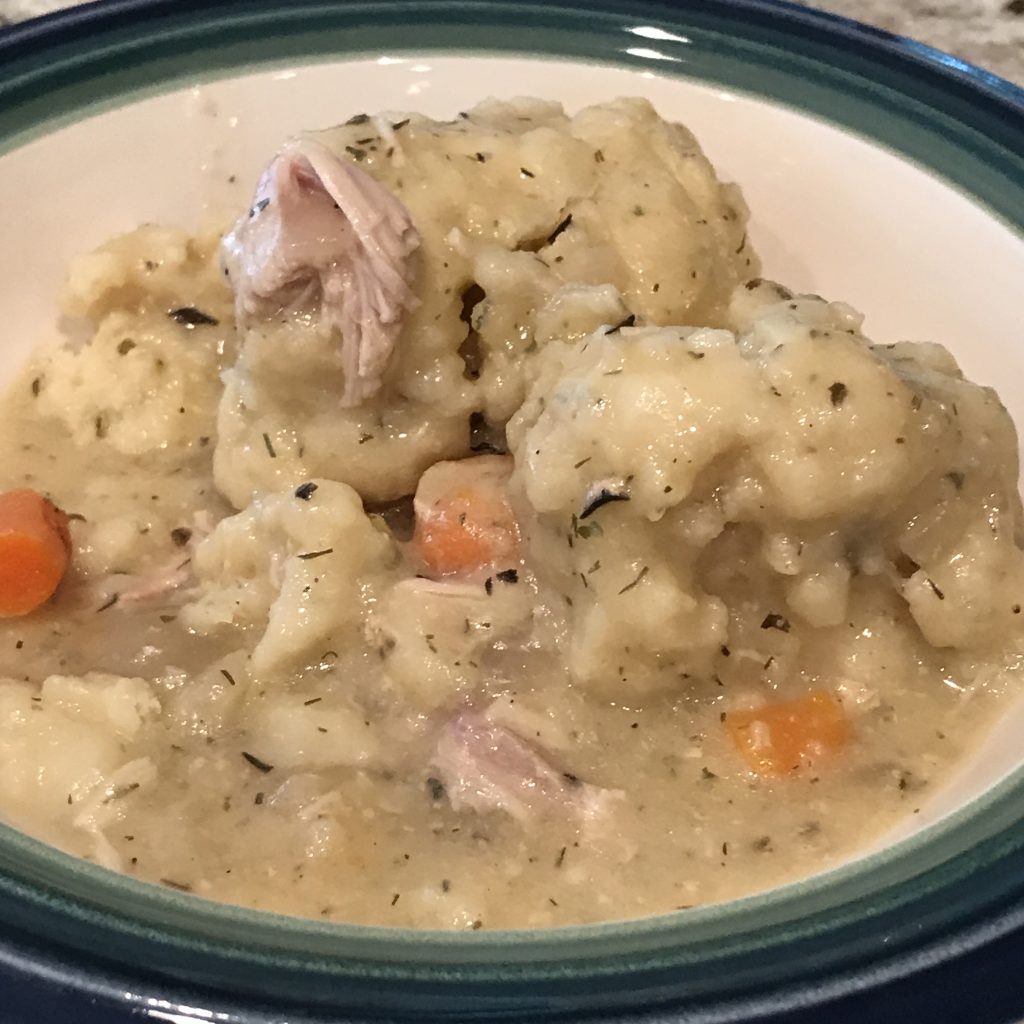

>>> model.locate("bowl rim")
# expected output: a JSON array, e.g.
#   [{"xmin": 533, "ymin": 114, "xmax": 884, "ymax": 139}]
[{"xmin": 1, "ymin": 0, "xmax": 1024, "ymax": 1018}]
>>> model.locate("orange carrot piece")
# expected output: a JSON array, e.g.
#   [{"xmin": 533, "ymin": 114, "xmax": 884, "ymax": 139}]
[
  {"xmin": 411, "ymin": 457, "xmax": 519, "ymax": 580},
  {"xmin": 0, "ymin": 488, "xmax": 72, "ymax": 617},
  {"xmin": 725, "ymin": 690, "xmax": 850, "ymax": 777},
  {"xmin": 413, "ymin": 483, "xmax": 519, "ymax": 579}
]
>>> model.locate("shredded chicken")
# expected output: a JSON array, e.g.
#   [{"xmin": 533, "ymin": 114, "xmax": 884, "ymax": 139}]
[
  {"xmin": 222, "ymin": 138, "xmax": 421, "ymax": 405},
  {"xmin": 389, "ymin": 577, "xmax": 484, "ymax": 601},
  {"xmin": 92, "ymin": 512, "xmax": 212, "ymax": 610},
  {"xmin": 430, "ymin": 711, "xmax": 620, "ymax": 823},
  {"xmin": 112, "ymin": 556, "xmax": 193, "ymax": 606}
]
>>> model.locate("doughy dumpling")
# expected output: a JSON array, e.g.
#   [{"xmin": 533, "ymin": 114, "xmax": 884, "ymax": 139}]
[
  {"xmin": 214, "ymin": 98, "xmax": 757, "ymax": 507},
  {"xmin": 35, "ymin": 226, "xmax": 232, "ymax": 460},
  {"xmin": 508, "ymin": 285, "xmax": 1024, "ymax": 697},
  {"xmin": 182, "ymin": 479, "xmax": 399, "ymax": 677},
  {"xmin": 0, "ymin": 673, "xmax": 160, "ymax": 867}
]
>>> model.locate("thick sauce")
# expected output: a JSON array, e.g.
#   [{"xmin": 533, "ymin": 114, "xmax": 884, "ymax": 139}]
[{"xmin": 0, "ymin": 99, "xmax": 1021, "ymax": 930}]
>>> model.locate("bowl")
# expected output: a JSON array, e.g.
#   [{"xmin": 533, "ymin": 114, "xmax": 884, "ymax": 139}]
[{"xmin": 1, "ymin": 0, "xmax": 1024, "ymax": 1021}]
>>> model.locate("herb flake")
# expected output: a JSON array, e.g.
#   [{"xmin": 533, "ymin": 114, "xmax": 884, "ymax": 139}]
[
  {"xmin": 618, "ymin": 565, "xmax": 649, "ymax": 595},
  {"xmin": 241, "ymin": 751, "xmax": 274, "ymax": 774},
  {"xmin": 581, "ymin": 487, "xmax": 630, "ymax": 519},
  {"xmin": 297, "ymin": 548, "xmax": 334, "ymax": 561},
  {"xmin": 570, "ymin": 513, "xmax": 604, "ymax": 540},
  {"xmin": 547, "ymin": 213, "xmax": 573, "ymax": 245},
  {"xmin": 169, "ymin": 307, "xmax": 219, "ymax": 327},
  {"xmin": 606, "ymin": 313, "xmax": 636, "ymax": 335},
  {"xmin": 160, "ymin": 878, "xmax": 193, "ymax": 893},
  {"xmin": 828, "ymin": 382, "xmax": 848, "ymax": 406}
]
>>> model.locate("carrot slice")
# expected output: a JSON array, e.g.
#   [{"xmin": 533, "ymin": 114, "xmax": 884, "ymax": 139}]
[
  {"xmin": 413, "ymin": 484, "xmax": 519, "ymax": 579},
  {"xmin": 726, "ymin": 690, "xmax": 849, "ymax": 777},
  {"xmin": 411, "ymin": 457, "xmax": 519, "ymax": 580},
  {"xmin": 0, "ymin": 488, "xmax": 72, "ymax": 617}
]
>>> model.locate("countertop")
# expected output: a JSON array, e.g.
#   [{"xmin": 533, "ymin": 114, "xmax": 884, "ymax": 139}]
[
  {"xmin": 1, "ymin": 0, "xmax": 1023, "ymax": 86},
  {"xmin": 803, "ymin": 0, "xmax": 1024, "ymax": 86}
]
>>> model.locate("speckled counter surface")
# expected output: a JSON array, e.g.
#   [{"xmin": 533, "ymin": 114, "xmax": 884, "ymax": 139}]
[
  {"xmin": 803, "ymin": 0, "xmax": 1024, "ymax": 86},
  {"xmin": 1, "ymin": 0, "xmax": 1023, "ymax": 85}
]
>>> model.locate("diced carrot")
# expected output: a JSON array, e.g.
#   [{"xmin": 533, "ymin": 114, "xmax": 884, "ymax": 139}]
[
  {"xmin": 0, "ymin": 488, "xmax": 72, "ymax": 617},
  {"xmin": 411, "ymin": 456, "xmax": 519, "ymax": 580},
  {"xmin": 725, "ymin": 690, "xmax": 849, "ymax": 777}
]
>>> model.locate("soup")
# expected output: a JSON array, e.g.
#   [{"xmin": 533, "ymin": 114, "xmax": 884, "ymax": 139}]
[{"xmin": 0, "ymin": 98, "xmax": 1021, "ymax": 929}]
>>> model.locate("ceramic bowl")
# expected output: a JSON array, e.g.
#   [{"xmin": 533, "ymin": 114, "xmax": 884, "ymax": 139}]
[{"xmin": 1, "ymin": 1, "xmax": 1023, "ymax": 1021}]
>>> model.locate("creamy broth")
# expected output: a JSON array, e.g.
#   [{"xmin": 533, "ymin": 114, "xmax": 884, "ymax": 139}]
[{"xmin": 0, "ymin": 98, "xmax": 1021, "ymax": 929}]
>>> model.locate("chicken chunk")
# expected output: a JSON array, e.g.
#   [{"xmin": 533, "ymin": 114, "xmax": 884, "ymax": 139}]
[
  {"xmin": 222, "ymin": 138, "xmax": 421, "ymax": 405},
  {"xmin": 431, "ymin": 711, "xmax": 619, "ymax": 823}
]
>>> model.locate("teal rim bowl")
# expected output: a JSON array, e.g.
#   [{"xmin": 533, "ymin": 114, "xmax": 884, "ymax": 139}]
[{"xmin": 1, "ymin": 1, "xmax": 1023, "ymax": 1021}]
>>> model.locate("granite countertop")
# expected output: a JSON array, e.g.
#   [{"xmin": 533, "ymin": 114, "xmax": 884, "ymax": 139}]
[
  {"xmin": 0, "ymin": 0, "xmax": 1023, "ymax": 85},
  {"xmin": 804, "ymin": 0, "xmax": 1024, "ymax": 86}
]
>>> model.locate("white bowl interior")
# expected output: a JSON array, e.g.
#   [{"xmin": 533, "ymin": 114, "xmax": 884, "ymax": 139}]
[{"xmin": 2, "ymin": 55, "xmax": 1023, "ymax": 862}]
